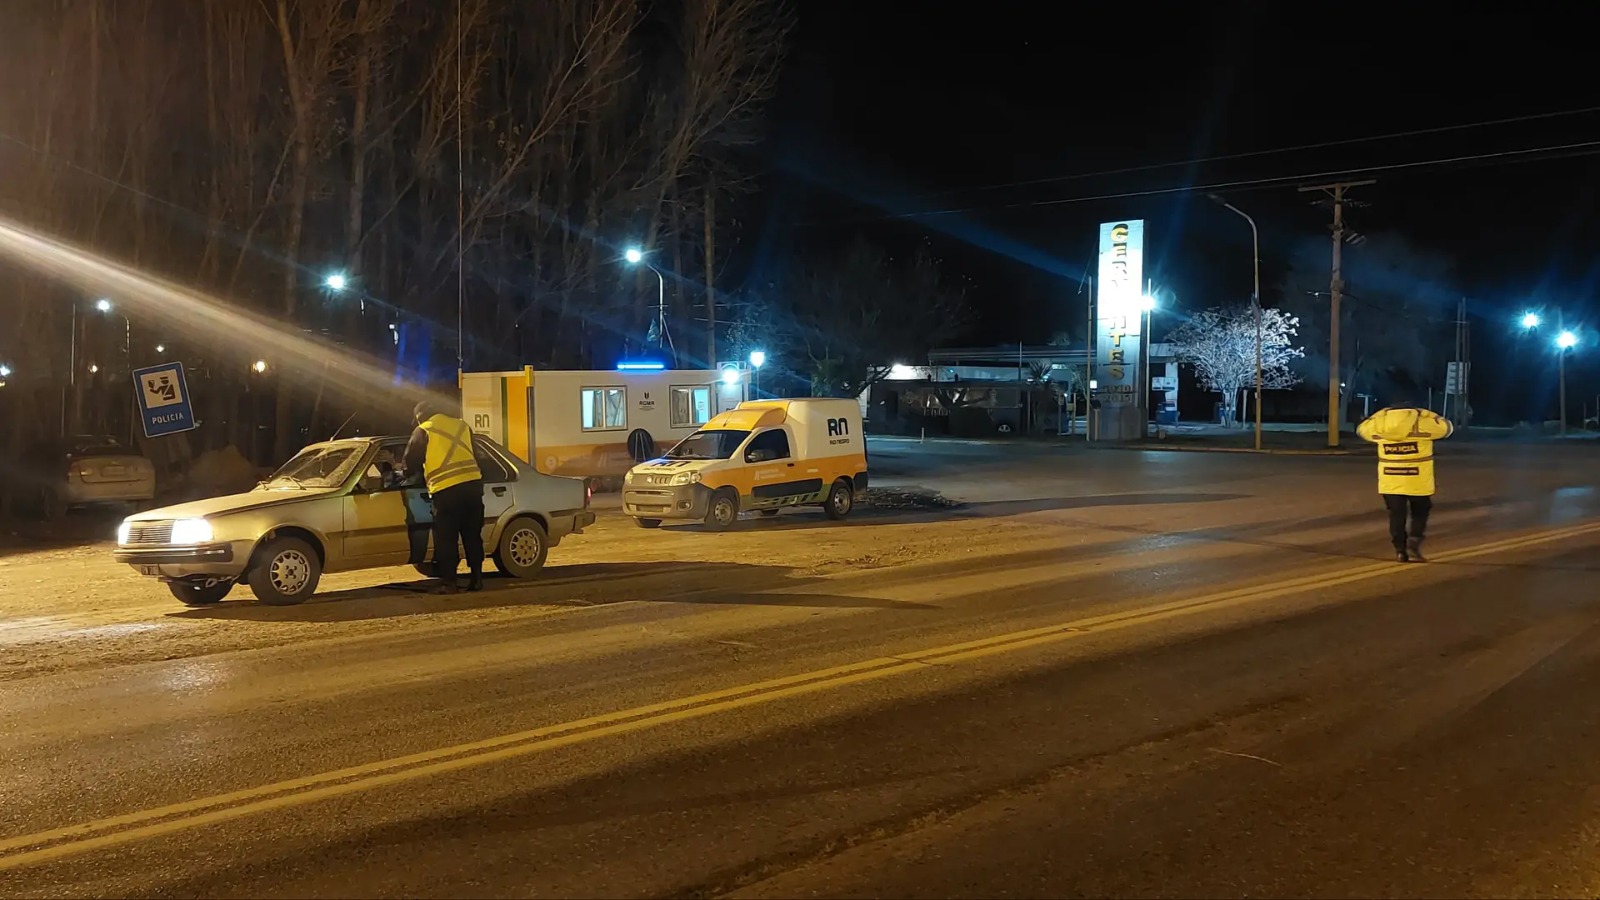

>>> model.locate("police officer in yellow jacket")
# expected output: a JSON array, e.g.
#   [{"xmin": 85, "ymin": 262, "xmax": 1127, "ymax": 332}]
[
  {"xmin": 404, "ymin": 399, "xmax": 485, "ymax": 592},
  {"xmin": 1356, "ymin": 404, "xmax": 1454, "ymax": 563}
]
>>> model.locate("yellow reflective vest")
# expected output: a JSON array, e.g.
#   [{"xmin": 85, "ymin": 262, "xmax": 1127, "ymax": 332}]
[
  {"xmin": 419, "ymin": 413, "xmax": 482, "ymax": 494},
  {"xmin": 1356, "ymin": 407, "xmax": 1454, "ymax": 496}
]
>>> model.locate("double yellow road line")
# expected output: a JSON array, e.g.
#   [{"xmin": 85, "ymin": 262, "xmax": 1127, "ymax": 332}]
[{"xmin": 4, "ymin": 518, "xmax": 1597, "ymax": 874}]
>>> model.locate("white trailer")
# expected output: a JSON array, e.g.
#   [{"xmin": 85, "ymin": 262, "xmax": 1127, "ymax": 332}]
[{"xmin": 461, "ymin": 366, "xmax": 748, "ymax": 481}]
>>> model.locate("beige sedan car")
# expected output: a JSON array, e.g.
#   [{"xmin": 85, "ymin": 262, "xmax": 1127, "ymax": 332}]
[{"xmin": 114, "ymin": 435, "xmax": 595, "ymax": 606}]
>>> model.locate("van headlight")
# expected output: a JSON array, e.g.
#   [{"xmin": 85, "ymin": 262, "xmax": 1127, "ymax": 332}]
[
  {"xmin": 116, "ymin": 521, "xmax": 132, "ymax": 545},
  {"xmin": 170, "ymin": 518, "xmax": 214, "ymax": 545},
  {"xmin": 669, "ymin": 471, "xmax": 702, "ymax": 486}
]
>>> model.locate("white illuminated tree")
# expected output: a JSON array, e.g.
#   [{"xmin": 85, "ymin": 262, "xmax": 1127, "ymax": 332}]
[{"xmin": 1169, "ymin": 306, "xmax": 1305, "ymax": 426}]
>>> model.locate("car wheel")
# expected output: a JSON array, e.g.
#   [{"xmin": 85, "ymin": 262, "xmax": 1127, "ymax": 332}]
[
  {"xmin": 168, "ymin": 580, "xmax": 234, "ymax": 607},
  {"xmin": 634, "ymin": 517, "xmax": 662, "ymax": 529},
  {"xmin": 704, "ymin": 489, "xmax": 739, "ymax": 532},
  {"xmin": 823, "ymin": 479, "xmax": 854, "ymax": 520},
  {"xmin": 493, "ymin": 517, "xmax": 549, "ymax": 579},
  {"xmin": 247, "ymin": 536, "xmax": 321, "ymax": 606}
]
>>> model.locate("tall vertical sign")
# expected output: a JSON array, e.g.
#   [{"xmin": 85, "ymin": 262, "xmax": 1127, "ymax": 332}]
[{"xmin": 1095, "ymin": 220, "xmax": 1145, "ymax": 440}]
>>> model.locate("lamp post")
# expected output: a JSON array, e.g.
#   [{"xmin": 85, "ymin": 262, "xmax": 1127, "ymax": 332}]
[
  {"xmin": 1209, "ymin": 194, "xmax": 1264, "ymax": 451},
  {"xmin": 1557, "ymin": 325, "xmax": 1578, "ymax": 438},
  {"xmin": 1139, "ymin": 293, "xmax": 1156, "ymax": 433},
  {"xmin": 1522, "ymin": 310, "xmax": 1579, "ymax": 437},
  {"xmin": 749, "ymin": 349, "xmax": 766, "ymax": 398},
  {"xmin": 624, "ymin": 247, "xmax": 668, "ymax": 361}
]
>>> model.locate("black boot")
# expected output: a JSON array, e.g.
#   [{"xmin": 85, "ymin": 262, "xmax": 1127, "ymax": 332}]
[
  {"xmin": 467, "ymin": 570, "xmax": 485, "ymax": 592},
  {"xmin": 433, "ymin": 577, "xmax": 460, "ymax": 595},
  {"xmin": 1407, "ymin": 536, "xmax": 1426, "ymax": 562},
  {"xmin": 1396, "ymin": 546, "xmax": 1410, "ymax": 563}
]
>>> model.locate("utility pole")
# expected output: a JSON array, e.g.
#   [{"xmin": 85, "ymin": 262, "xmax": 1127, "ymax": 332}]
[{"xmin": 1299, "ymin": 179, "xmax": 1374, "ymax": 448}]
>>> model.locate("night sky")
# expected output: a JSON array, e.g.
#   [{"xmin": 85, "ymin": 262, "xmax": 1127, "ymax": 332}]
[{"xmin": 756, "ymin": 3, "xmax": 1600, "ymax": 421}]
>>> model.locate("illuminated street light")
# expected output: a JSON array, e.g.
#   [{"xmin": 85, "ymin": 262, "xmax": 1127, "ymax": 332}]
[
  {"xmin": 720, "ymin": 365, "xmax": 741, "ymax": 386},
  {"xmin": 0, "ymin": 364, "xmax": 11, "ymax": 377},
  {"xmin": 622, "ymin": 247, "xmax": 666, "ymax": 356},
  {"xmin": 252, "ymin": 359, "xmax": 268, "ymax": 374},
  {"xmin": 95, "ymin": 298, "xmax": 112, "ymax": 313},
  {"xmin": 1139, "ymin": 295, "xmax": 1157, "ymax": 312},
  {"xmin": 1522, "ymin": 311, "xmax": 1542, "ymax": 330},
  {"xmin": 749, "ymin": 350, "xmax": 766, "ymax": 397},
  {"xmin": 1557, "ymin": 330, "xmax": 1578, "ymax": 349},
  {"xmin": 325, "ymin": 272, "xmax": 348, "ymax": 291},
  {"xmin": 155, "ymin": 344, "xmax": 166, "ymax": 354},
  {"xmin": 88, "ymin": 363, "xmax": 99, "ymax": 374}
]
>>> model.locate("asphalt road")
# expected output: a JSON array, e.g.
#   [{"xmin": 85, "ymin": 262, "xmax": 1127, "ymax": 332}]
[{"xmin": 3, "ymin": 438, "xmax": 1600, "ymax": 898}]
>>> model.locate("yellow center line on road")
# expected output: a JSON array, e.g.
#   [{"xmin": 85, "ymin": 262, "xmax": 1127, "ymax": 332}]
[{"xmin": 2, "ymin": 518, "xmax": 1597, "ymax": 873}]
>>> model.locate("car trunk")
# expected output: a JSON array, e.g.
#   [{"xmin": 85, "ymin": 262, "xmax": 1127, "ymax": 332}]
[{"xmin": 72, "ymin": 454, "xmax": 150, "ymax": 484}]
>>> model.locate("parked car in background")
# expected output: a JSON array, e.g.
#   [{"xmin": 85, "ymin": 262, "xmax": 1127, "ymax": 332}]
[
  {"xmin": 14, "ymin": 436, "xmax": 156, "ymax": 519},
  {"xmin": 112, "ymin": 434, "xmax": 594, "ymax": 607}
]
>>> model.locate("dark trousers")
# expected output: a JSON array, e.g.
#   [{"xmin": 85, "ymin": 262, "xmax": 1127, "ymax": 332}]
[
  {"xmin": 1383, "ymin": 494, "xmax": 1433, "ymax": 550},
  {"xmin": 430, "ymin": 480, "xmax": 485, "ymax": 580}
]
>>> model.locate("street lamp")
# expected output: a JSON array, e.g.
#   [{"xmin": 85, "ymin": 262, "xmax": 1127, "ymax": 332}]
[
  {"xmin": 252, "ymin": 359, "xmax": 269, "ymax": 374},
  {"xmin": 94, "ymin": 298, "xmax": 112, "ymax": 313},
  {"xmin": 1208, "ymin": 194, "xmax": 1264, "ymax": 451},
  {"xmin": 622, "ymin": 246, "xmax": 668, "ymax": 359},
  {"xmin": 1522, "ymin": 311, "xmax": 1542, "ymax": 330},
  {"xmin": 155, "ymin": 344, "xmax": 165, "ymax": 354},
  {"xmin": 325, "ymin": 272, "xmax": 347, "ymax": 292},
  {"xmin": 0, "ymin": 364, "xmax": 11, "ymax": 378},
  {"xmin": 749, "ymin": 349, "xmax": 767, "ymax": 397}
]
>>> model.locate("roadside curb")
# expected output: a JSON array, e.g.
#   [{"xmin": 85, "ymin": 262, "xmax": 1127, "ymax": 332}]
[{"xmin": 1092, "ymin": 443, "xmax": 1367, "ymax": 457}]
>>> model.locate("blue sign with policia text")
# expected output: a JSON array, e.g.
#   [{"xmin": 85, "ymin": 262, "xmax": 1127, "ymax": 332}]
[{"xmin": 132, "ymin": 361, "xmax": 198, "ymax": 438}]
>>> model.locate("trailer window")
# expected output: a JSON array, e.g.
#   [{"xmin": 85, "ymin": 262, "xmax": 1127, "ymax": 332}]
[
  {"xmin": 581, "ymin": 387, "xmax": 627, "ymax": 431},
  {"xmin": 669, "ymin": 385, "xmax": 712, "ymax": 428}
]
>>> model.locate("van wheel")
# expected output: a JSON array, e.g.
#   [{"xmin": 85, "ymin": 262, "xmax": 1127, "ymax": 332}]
[
  {"xmin": 824, "ymin": 479, "xmax": 854, "ymax": 520},
  {"xmin": 634, "ymin": 517, "xmax": 662, "ymax": 529},
  {"xmin": 494, "ymin": 517, "xmax": 549, "ymax": 579},
  {"xmin": 168, "ymin": 580, "xmax": 234, "ymax": 607},
  {"xmin": 247, "ymin": 537, "xmax": 321, "ymax": 606},
  {"xmin": 704, "ymin": 489, "xmax": 739, "ymax": 531}
]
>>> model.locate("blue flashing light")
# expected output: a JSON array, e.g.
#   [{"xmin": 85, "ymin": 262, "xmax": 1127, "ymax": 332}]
[{"xmin": 617, "ymin": 361, "xmax": 665, "ymax": 371}]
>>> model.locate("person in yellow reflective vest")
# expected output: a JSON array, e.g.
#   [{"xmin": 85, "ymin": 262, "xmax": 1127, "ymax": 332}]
[
  {"xmin": 404, "ymin": 399, "xmax": 485, "ymax": 592},
  {"xmin": 1356, "ymin": 403, "xmax": 1454, "ymax": 563}
]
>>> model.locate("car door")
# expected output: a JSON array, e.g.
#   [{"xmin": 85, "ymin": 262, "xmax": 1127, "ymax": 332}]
[
  {"xmin": 742, "ymin": 428, "xmax": 818, "ymax": 509},
  {"xmin": 474, "ymin": 438, "xmax": 516, "ymax": 546},
  {"xmin": 340, "ymin": 441, "xmax": 416, "ymax": 565}
]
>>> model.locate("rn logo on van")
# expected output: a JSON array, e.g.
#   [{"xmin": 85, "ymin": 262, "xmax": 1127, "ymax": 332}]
[{"xmin": 826, "ymin": 417, "xmax": 850, "ymax": 437}]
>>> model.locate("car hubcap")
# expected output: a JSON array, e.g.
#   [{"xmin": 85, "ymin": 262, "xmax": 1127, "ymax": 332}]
[
  {"xmin": 714, "ymin": 500, "xmax": 734, "ymax": 525},
  {"xmin": 509, "ymin": 528, "xmax": 542, "ymax": 567},
  {"xmin": 270, "ymin": 550, "xmax": 311, "ymax": 594},
  {"xmin": 835, "ymin": 490, "xmax": 850, "ymax": 513}
]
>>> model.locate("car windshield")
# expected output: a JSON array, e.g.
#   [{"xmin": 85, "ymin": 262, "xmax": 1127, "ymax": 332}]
[
  {"xmin": 665, "ymin": 429, "xmax": 750, "ymax": 460},
  {"xmin": 268, "ymin": 445, "xmax": 365, "ymax": 488},
  {"xmin": 65, "ymin": 437, "xmax": 133, "ymax": 457}
]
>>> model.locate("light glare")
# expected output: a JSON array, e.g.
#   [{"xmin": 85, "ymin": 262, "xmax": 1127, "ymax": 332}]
[{"xmin": 623, "ymin": 248, "xmax": 643, "ymax": 264}]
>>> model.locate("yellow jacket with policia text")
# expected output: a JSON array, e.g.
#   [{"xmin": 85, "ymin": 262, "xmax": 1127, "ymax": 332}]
[
  {"xmin": 408, "ymin": 413, "xmax": 482, "ymax": 494},
  {"xmin": 1356, "ymin": 407, "xmax": 1454, "ymax": 496}
]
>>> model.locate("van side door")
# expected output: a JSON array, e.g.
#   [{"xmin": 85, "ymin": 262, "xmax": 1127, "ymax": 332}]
[{"xmin": 741, "ymin": 428, "xmax": 823, "ymax": 508}]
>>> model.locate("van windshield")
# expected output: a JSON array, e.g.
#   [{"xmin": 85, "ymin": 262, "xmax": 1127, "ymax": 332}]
[{"xmin": 666, "ymin": 429, "xmax": 750, "ymax": 460}]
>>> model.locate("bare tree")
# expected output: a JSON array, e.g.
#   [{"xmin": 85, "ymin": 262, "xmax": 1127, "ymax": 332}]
[{"xmin": 1169, "ymin": 306, "xmax": 1305, "ymax": 426}]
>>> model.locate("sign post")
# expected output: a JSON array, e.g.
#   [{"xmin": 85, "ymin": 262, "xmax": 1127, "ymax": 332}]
[
  {"xmin": 132, "ymin": 362, "xmax": 198, "ymax": 438},
  {"xmin": 1093, "ymin": 219, "xmax": 1146, "ymax": 441}
]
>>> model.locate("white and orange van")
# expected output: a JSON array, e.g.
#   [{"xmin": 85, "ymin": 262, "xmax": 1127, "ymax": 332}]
[{"xmin": 621, "ymin": 398, "xmax": 868, "ymax": 530}]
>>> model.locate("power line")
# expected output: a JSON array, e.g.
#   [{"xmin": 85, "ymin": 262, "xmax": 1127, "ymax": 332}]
[
  {"xmin": 855, "ymin": 139, "xmax": 1600, "ymax": 223},
  {"xmin": 899, "ymin": 104, "xmax": 1600, "ymax": 204}
]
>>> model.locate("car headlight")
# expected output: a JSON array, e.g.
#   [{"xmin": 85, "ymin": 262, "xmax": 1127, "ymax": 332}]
[
  {"xmin": 116, "ymin": 521, "xmax": 132, "ymax": 545},
  {"xmin": 669, "ymin": 471, "xmax": 702, "ymax": 486},
  {"xmin": 169, "ymin": 518, "xmax": 214, "ymax": 545},
  {"xmin": 624, "ymin": 469, "xmax": 636, "ymax": 484}
]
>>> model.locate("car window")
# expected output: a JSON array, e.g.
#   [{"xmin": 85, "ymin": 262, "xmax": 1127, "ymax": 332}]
[
  {"xmin": 473, "ymin": 439, "xmax": 513, "ymax": 484},
  {"xmin": 268, "ymin": 445, "xmax": 365, "ymax": 489},
  {"xmin": 744, "ymin": 429, "xmax": 791, "ymax": 463}
]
